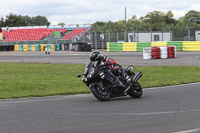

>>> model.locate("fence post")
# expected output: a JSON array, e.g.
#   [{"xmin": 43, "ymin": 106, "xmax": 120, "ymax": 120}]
[
  {"xmin": 168, "ymin": 26, "xmax": 172, "ymax": 41},
  {"xmin": 114, "ymin": 29, "xmax": 118, "ymax": 42},
  {"xmin": 131, "ymin": 27, "xmax": 135, "ymax": 42},
  {"xmin": 71, "ymin": 33, "xmax": 74, "ymax": 43},
  {"xmin": 122, "ymin": 28, "xmax": 126, "ymax": 42},
  {"xmin": 100, "ymin": 30, "xmax": 104, "ymax": 50},
  {"xmin": 148, "ymin": 27, "xmax": 152, "ymax": 42},
  {"xmin": 186, "ymin": 26, "xmax": 191, "ymax": 41},
  {"xmin": 92, "ymin": 31, "xmax": 97, "ymax": 49},
  {"xmin": 106, "ymin": 30, "xmax": 110, "ymax": 42}
]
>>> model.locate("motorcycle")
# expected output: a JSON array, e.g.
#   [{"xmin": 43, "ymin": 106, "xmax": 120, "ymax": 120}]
[{"xmin": 77, "ymin": 62, "xmax": 143, "ymax": 101}]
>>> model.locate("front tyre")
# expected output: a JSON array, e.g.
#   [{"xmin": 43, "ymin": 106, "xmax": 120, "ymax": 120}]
[
  {"xmin": 127, "ymin": 82, "xmax": 143, "ymax": 98},
  {"xmin": 91, "ymin": 85, "xmax": 110, "ymax": 101}
]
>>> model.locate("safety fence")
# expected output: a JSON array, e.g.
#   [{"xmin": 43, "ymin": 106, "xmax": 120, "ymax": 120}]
[
  {"xmin": 107, "ymin": 41, "xmax": 200, "ymax": 52},
  {"xmin": 0, "ymin": 43, "xmax": 91, "ymax": 52},
  {"xmin": 13, "ymin": 44, "xmax": 60, "ymax": 52}
]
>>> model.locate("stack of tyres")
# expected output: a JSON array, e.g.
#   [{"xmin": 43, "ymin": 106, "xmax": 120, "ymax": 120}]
[
  {"xmin": 23, "ymin": 45, "xmax": 28, "ymax": 51},
  {"xmin": 143, "ymin": 47, "xmax": 152, "ymax": 59},
  {"xmin": 19, "ymin": 45, "xmax": 23, "ymax": 52},
  {"xmin": 167, "ymin": 46, "xmax": 175, "ymax": 58},
  {"xmin": 160, "ymin": 46, "xmax": 168, "ymax": 59},
  {"xmin": 152, "ymin": 47, "xmax": 160, "ymax": 59},
  {"xmin": 14, "ymin": 45, "xmax": 19, "ymax": 51},
  {"xmin": 27, "ymin": 45, "xmax": 31, "ymax": 51},
  {"xmin": 35, "ymin": 44, "xmax": 40, "ymax": 51},
  {"xmin": 31, "ymin": 45, "xmax": 35, "ymax": 51},
  {"xmin": 173, "ymin": 45, "xmax": 177, "ymax": 57}
]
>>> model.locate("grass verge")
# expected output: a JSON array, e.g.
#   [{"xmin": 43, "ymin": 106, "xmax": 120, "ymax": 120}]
[{"xmin": 0, "ymin": 62, "xmax": 200, "ymax": 99}]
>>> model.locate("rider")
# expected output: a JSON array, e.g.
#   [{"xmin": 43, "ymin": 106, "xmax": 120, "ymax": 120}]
[{"xmin": 90, "ymin": 50, "xmax": 131, "ymax": 83}]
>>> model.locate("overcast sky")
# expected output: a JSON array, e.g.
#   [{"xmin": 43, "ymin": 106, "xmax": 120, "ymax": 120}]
[{"xmin": 0, "ymin": 0, "xmax": 200, "ymax": 25}]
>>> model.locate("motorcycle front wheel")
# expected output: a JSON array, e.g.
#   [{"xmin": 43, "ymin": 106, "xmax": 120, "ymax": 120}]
[
  {"xmin": 91, "ymin": 85, "xmax": 110, "ymax": 101},
  {"xmin": 127, "ymin": 82, "xmax": 143, "ymax": 98}
]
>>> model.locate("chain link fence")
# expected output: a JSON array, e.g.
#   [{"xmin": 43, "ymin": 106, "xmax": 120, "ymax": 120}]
[{"xmin": 1, "ymin": 28, "xmax": 200, "ymax": 50}]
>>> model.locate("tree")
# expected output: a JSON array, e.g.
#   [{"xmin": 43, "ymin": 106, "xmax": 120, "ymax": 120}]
[
  {"xmin": 139, "ymin": 11, "xmax": 177, "ymax": 31},
  {"xmin": 58, "ymin": 23, "xmax": 65, "ymax": 27},
  {"xmin": 31, "ymin": 16, "xmax": 50, "ymax": 26},
  {"xmin": 174, "ymin": 10, "xmax": 200, "ymax": 30},
  {"xmin": 1, "ymin": 13, "xmax": 50, "ymax": 27},
  {"xmin": 4, "ymin": 13, "xmax": 28, "ymax": 26}
]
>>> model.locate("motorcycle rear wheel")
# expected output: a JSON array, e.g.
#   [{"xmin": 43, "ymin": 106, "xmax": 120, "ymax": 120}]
[
  {"xmin": 91, "ymin": 86, "xmax": 110, "ymax": 101},
  {"xmin": 127, "ymin": 82, "xmax": 143, "ymax": 98}
]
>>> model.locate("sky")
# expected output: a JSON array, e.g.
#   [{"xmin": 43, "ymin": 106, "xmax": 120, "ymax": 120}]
[{"xmin": 0, "ymin": 0, "xmax": 200, "ymax": 25}]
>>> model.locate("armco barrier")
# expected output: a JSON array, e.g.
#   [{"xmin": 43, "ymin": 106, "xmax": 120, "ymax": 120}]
[
  {"xmin": 107, "ymin": 41, "xmax": 200, "ymax": 52},
  {"xmin": 3, "ymin": 41, "xmax": 200, "ymax": 52},
  {"xmin": 182, "ymin": 41, "xmax": 200, "ymax": 51},
  {"xmin": 167, "ymin": 41, "xmax": 182, "ymax": 51},
  {"xmin": 151, "ymin": 42, "xmax": 167, "ymax": 47},
  {"xmin": 122, "ymin": 42, "xmax": 137, "ymax": 51},
  {"xmin": 137, "ymin": 42, "xmax": 151, "ymax": 51},
  {"xmin": 107, "ymin": 42, "xmax": 122, "ymax": 52}
]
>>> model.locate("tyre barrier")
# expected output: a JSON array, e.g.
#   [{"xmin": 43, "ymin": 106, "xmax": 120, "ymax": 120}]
[
  {"xmin": 152, "ymin": 47, "xmax": 161, "ymax": 59},
  {"xmin": 167, "ymin": 46, "xmax": 175, "ymax": 58},
  {"xmin": 143, "ymin": 46, "xmax": 176, "ymax": 60},
  {"xmin": 143, "ymin": 47, "xmax": 152, "ymax": 59},
  {"xmin": 160, "ymin": 46, "xmax": 168, "ymax": 59},
  {"xmin": 0, "ymin": 45, "xmax": 14, "ymax": 51}
]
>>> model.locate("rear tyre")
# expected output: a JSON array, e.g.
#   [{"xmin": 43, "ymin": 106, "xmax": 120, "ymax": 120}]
[
  {"xmin": 127, "ymin": 82, "xmax": 143, "ymax": 98},
  {"xmin": 91, "ymin": 85, "xmax": 110, "ymax": 101}
]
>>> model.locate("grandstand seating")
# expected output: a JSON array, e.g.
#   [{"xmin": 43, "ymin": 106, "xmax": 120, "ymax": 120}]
[
  {"xmin": 1, "ymin": 27, "xmax": 90, "ymax": 41},
  {"xmin": 62, "ymin": 28, "xmax": 90, "ymax": 40},
  {"xmin": 2, "ymin": 28, "xmax": 67, "ymax": 41}
]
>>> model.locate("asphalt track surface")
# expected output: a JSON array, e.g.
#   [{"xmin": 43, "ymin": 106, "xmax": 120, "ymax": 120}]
[
  {"xmin": 0, "ymin": 51, "xmax": 200, "ymax": 66},
  {"xmin": 0, "ymin": 83, "xmax": 200, "ymax": 133},
  {"xmin": 0, "ymin": 51, "xmax": 200, "ymax": 133}
]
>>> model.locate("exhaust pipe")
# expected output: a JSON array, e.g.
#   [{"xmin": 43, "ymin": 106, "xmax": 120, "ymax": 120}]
[{"xmin": 132, "ymin": 71, "xmax": 142, "ymax": 82}]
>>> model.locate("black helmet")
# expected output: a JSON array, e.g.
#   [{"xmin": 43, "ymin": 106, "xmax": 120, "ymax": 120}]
[{"xmin": 90, "ymin": 51, "xmax": 101, "ymax": 61}]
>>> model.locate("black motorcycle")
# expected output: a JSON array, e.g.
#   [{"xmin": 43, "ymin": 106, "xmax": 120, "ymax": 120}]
[{"xmin": 77, "ymin": 62, "xmax": 143, "ymax": 101}]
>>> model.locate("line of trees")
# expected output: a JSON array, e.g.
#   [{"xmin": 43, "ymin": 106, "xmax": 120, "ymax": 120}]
[
  {"xmin": 92, "ymin": 10, "xmax": 200, "ymax": 32},
  {"xmin": 0, "ymin": 13, "xmax": 50, "ymax": 27},
  {"xmin": 1, "ymin": 10, "xmax": 200, "ymax": 32}
]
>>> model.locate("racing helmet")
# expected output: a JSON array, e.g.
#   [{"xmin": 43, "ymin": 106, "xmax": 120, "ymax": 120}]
[{"xmin": 90, "ymin": 51, "xmax": 102, "ymax": 61}]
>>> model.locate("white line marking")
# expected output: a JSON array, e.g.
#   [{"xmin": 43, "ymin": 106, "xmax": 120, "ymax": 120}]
[
  {"xmin": 172, "ymin": 128, "xmax": 200, "ymax": 133},
  {"xmin": 144, "ymin": 82, "xmax": 200, "ymax": 91}
]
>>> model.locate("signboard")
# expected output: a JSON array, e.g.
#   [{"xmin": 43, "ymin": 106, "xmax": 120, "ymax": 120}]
[
  {"xmin": 86, "ymin": 34, "xmax": 91, "ymax": 40},
  {"xmin": 100, "ymin": 34, "xmax": 104, "ymax": 40}
]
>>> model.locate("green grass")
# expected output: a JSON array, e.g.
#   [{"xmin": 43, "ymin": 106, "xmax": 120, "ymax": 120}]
[{"xmin": 0, "ymin": 62, "xmax": 200, "ymax": 99}]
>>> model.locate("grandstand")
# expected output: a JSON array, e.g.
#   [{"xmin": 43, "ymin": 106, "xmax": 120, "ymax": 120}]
[
  {"xmin": 0, "ymin": 25, "xmax": 91, "ymax": 42},
  {"xmin": 62, "ymin": 28, "xmax": 90, "ymax": 40}
]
